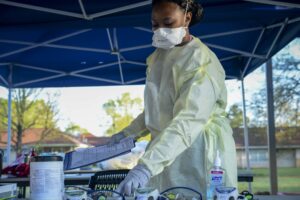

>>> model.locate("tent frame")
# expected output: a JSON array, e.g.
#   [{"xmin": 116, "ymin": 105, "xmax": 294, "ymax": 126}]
[
  {"xmin": 266, "ymin": 59, "xmax": 278, "ymax": 194},
  {"xmin": 243, "ymin": 0, "xmax": 300, "ymax": 9},
  {"xmin": 0, "ymin": 0, "xmax": 152, "ymax": 20},
  {"xmin": 1, "ymin": 0, "xmax": 299, "ymax": 21},
  {"xmin": 0, "ymin": 17, "xmax": 299, "ymax": 87},
  {"xmin": 1, "ymin": 0, "xmax": 299, "ymax": 195}
]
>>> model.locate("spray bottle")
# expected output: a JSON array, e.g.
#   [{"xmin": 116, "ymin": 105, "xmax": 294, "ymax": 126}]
[{"xmin": 207, "ymin": 150, "xmax": 225, "ymax": 200}]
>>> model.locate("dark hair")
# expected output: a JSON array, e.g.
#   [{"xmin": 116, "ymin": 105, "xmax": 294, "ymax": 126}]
[{"xmin": 152, "ymin": 0, "xmax": 204, "ymax": 26}]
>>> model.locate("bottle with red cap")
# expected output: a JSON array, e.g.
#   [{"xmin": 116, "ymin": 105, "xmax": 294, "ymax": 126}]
[
  {"xmin": 14, "ymin": 148, "xmax": 37, "ymax": 177},
  {"xmin": 30, "ymin": 148, "xmax": 37, "ymax": 157}
]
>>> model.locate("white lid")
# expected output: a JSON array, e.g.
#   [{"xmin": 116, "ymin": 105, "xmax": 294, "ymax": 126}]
[{"xmin": 214, "ymin": 150, "xmax": 221, "ymax": 167}]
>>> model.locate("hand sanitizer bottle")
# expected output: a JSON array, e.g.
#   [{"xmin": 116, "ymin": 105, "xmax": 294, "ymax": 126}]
[{"xmin": 206, "ymin": 150, "xmax": 225, "ymax": 200}]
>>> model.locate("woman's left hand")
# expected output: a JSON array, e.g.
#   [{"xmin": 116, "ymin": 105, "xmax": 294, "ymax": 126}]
[{"xmin": 116, "ymin": 164, "xmax": 151, "ymax": 196}]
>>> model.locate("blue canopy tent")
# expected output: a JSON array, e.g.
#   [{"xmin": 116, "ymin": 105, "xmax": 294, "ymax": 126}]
[
  {"xmin": 0, "ymin": 0, "xmax": 299, "ymax": 194},
  {"xmin": 0, "ymin": 0, "xmax": 299, "ymax": 87}
]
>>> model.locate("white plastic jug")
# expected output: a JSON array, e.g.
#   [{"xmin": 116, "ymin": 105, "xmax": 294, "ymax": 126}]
[{"xmin": 30, "ymin": 156, "xmax": 64, "ymax": 200}]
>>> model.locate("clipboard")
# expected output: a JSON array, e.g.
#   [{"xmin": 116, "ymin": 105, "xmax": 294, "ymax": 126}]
[{"xmin": 64, "ymin": 137, "xmax": 135, "ymax": 170}]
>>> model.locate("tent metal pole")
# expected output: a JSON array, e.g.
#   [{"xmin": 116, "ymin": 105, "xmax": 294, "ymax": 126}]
[
  {"xmin": 0, "ymin": 39, "xmax": 110, "ymax": 54},
  {"xmin": 0, "ymin": 0, "xmax": 152, "ymax": 20},
  {"xmin": 226, "ymin": 75, "xmax": 239, "ymax": 79},
  {"xmin": 0, "ymin": 29, "xmax": 91, "ymax": 59},
  {"xmin": 15, "ymin": 63, "xmax": 65, "ymax": 74},
  {"xmin": 219, "ymin": 55, "xmax": 240, "ymax": 62},
  {"xmin": 200, "ymin": 27, "xmax": 262, "ymax": 39},
  {"xmin": 14, "ymin": 74, "xmax": 66, "ymax": 87},
  {"xmin": 70, "ymin": 74, "xmax": 122, "ymax": 84},
  {"xmin": 134, "ymin": 27, "xmax": 153, "ymax": 33},
  {"xmin": 120, "ymin": 44, "xmax": 153, "ymax": 52},
  {"xmin": 242, "ymin": 28, "xmax": 265, "ymax": 77},
  {"xmin": 243, "ymin": 0, "xmax": 300, "ymax": 9},
  {"xmin": 117, "ymin": 53, "xmax": 124, "ymax": 84},
  {"xmin": 1, "ymin": 17, "xmax": 297, "ymax": 54},
  {"xmin": 103, "ymin": 16, "xmax": 299, "ymax": 53},
  {"xmin": 6, "ymin": 87, "xmax": 12, "ymax": 165},
  {"xmin": 199, "ymin": 16, "xmax": 298, "ymax": 39},
  {"xmin": 13, "ymin": 61, "xmax": 122, "ymax": 87},
  {"xmin": 206, "ymin": 43, "xmax": 265, "ymax": 59},
  {"xmin": 241, "ymin": 78, "xmax": 252, "ymax": 192},
  {"xmin": 268, "ymin": 17, "xmax": 299, "ymax": 29},
  {"xmin": 106, "ymin": 29, "xmax": 114, "ymax": 51},
  {"xmin": 122, "ymin": 16, "xmax": 299, "ymax": 53},
  {"xmin": 124, "ymin": 60, "xmax": 147, "ymax": 66},
  {"xmin": 42, "ymin": 44, "xmax": 110, "ymax": 53},
  {"xmin": 78, "ymin": 0, "xmax": 88, "ymax": 20},
  {"xmin": 136, "ymin": 16, "xmax": 299, "ymax": 37},
  {"xmin": 6, "ymin": 64, "xmax": 13, "ymax": 165},
  {"xmin": 126, "ymin": 77, "xmax": 146, "ymax": 84},
  {"xmin": 267, "ymin": 18, "xmax": 288, "ymax": 58},
  {"xmin": 113, "ymin": 28, "xmax": 119, "ymax": 50},
  {"xmin": 288, "ymin": 17, "xmax": 300, "ymax": 24},
  {"xmin": 0, "ymin": 75, "xmax": 8, "ymax": 86},
  {"xmin": 0, "ymin": 0, "xmax": 84, "ymax": 19},
  {"xmin": 266, "ymin": 59, "xmax": 278, "ymax": 195},
  {"xmin": 112, "ymin": 28, "xmax": 124, "ymax": 84},
  {"xmin": 72, "ymin": 62, "xmax": 120, "ymax": 74},
  {"xmin": 89, "ymin": 0, "xmax": 151, "ymax": 19}
]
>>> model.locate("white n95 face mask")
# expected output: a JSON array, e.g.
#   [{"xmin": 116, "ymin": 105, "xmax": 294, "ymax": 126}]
[{"xmin": 152, "ymin": 27, "xmax": 187, "ymax": 49}]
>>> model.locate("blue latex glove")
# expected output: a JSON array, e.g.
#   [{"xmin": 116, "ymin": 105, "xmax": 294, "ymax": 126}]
[{"xmin": 116, "ymin": 164, "xmax": 151, "ymax": 196}]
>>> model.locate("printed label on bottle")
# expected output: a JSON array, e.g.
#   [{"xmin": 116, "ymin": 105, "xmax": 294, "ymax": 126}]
[{"xmin": 210, "ymin": 170, "xmax": 224, "ymax": 185}]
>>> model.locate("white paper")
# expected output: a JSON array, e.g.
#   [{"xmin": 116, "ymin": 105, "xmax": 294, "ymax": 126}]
[
  {"xmin": 64, "ymin": 137, "xmax": 135, "ymax": 170},
  {"xmin": 30, "ymin": 162, "xmax": 64, "ymax": 200}
]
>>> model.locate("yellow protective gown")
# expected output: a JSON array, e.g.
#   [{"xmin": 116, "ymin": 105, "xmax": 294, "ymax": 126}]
[{"xmin": 123, "ymin": 37, "xmax": 237, "ymax": 199}]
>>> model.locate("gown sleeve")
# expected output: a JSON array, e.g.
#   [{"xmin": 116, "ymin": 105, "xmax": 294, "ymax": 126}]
[
  {"xmin": 139, "ymin": 56, "xmax": 225, "ymax": 176},
  {"xmin": 122, "ymin": 111, "xmax": 149, "ymax": 139}
]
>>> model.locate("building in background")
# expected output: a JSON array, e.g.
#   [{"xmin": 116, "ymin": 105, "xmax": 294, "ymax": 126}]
[
  {"xmin": 233, "ymin": 127, "xmax": 300, "ymax": 168},
  {"xmin": 0, "ymin": 128, "xmax": 87, "ymax": 166},
  {"xmin": 78, "ymin": 132, "xmax": 110, "ymax": 146}
]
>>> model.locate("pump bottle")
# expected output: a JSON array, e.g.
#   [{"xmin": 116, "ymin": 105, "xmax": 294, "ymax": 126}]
[{"xmin": 206, "ymin": 150, "xmax": 225, "ymax": 200}]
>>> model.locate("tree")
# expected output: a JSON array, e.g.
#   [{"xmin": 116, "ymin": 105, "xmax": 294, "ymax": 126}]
[
  {"xmin": 249, "ymin": 39, "xmax": 300, "ymax": 127},
  {"xmin": 0, "ymin": 89, "xmax": 59, "ymax": 154},
  {"xmin": 102, "ymin": 93, "xmax": 143, "ymax": 136},
  {"xmin": 272, "ymin": 51, "xmax": 299, "ymax": 127},
  {"xmin": 64, "ymin": 122, "xmax": 88, "ymax": 135},
  {"xmin": 35, "ymin": 92, "xmax": 60, "ymax": 143},
  {"xmin": 249, "ymin": 89, "xmax": 268, "ymax": 127},
  {"xmin": 0, "ymin": 99, "xmax": 6, "ymax": 131},
  {"xmin": 226, "ymin": 103, "xmax": 249, "ymax": 128}
]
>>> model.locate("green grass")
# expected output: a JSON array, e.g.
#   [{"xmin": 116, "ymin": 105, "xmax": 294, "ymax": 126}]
[{"xmin": 238, "ymin": 167, "xmax": 300, "ymax": 194}]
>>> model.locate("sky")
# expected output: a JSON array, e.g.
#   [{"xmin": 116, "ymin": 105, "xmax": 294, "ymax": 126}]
[
  {"xmin": 0, "ymin": 39, "xmax": 298, "ymax": 136},
  {"xmin": 0, "ymin": 69, "xmax": 264, "ymax": 136}
]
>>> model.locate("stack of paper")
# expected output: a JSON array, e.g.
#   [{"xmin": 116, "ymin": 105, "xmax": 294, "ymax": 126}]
[
  {"xmin": 0, "ymin": 183, "xmax": 17, "ymax": 199},
  {"xmin": 64, "ymin": 138, "xmax": 135, "ymax": 170}
]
